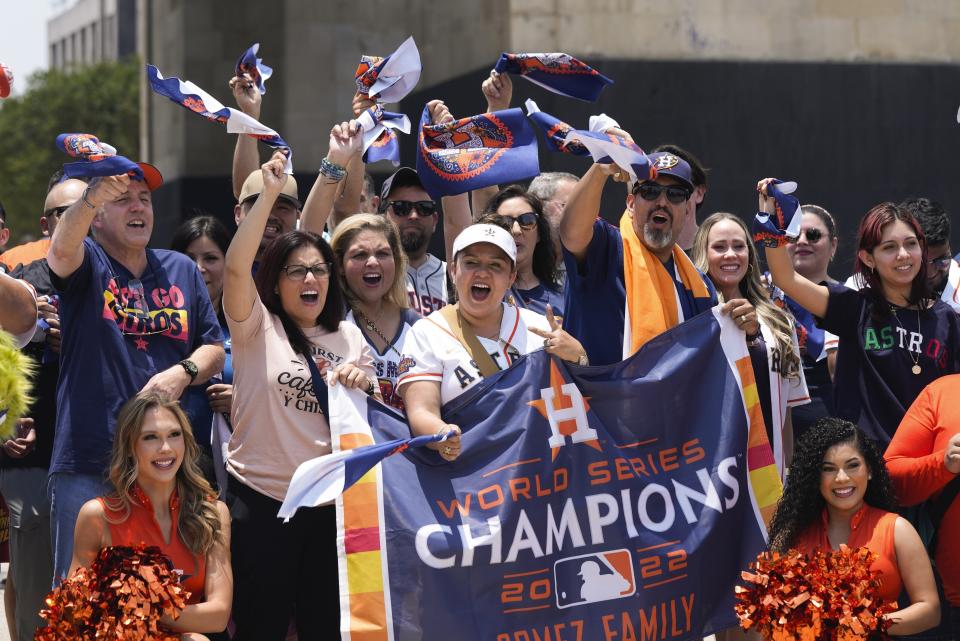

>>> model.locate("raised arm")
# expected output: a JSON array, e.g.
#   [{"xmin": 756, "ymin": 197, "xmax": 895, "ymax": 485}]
[
  {"xmin": 560, "ymin": 164, "xmax": 611, "ymax": 260},
  {"xmin": 224, "ymin": 151, "xmax": 288, "ymax": 322},
  {"xmin": 0, "ymin": 273, "xmax": 36, "ymax": 337},
  {"xmin": 758, "ymin": 178, "xmax": 829, "ymax": 318},
  {"xmin": 229, "ymin": 73, "xmax": 263, "ymax": 199},
  {"xmin": 47, "ymin": 175, "xmax": 128, "ymax": 278},
  {"xmin": 299, "ymin": 120, "xmax": 363, "ymax": 235},
  {"xmin": 470, "ymin": 70, "xmax": 514, "ymax": 215},
  {"xmin": 329, "ymin": 92, "xmax": 378, "ymax": 228}
]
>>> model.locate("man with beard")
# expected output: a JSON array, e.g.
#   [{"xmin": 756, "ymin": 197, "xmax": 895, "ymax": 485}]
[
  {"xmin": 900, "ymin": 197, "xmax": 958, "ymax": 313},
  {"xmin": 376, "ymin": 167, "xmax": 448, "ymax": 314},
  {"xmin": 234, "ymin": 169, "xmax": 300, "ymax": 261},
  {"xmin": 560, "ymin": 150, "xmax": 718, "ymax": 366}
]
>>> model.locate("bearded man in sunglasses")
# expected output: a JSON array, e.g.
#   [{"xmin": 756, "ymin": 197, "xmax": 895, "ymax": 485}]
[
  {"xmin": 560, "ymin": 148, "xmax": 722, "ymax": 366},
  {"xmin": 376, "ymin": 167, "xmax": 449, "ymax": 315}
]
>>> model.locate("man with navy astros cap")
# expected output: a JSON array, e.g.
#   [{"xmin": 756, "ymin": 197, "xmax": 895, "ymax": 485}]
[
  {"xmin": 376, "ymin": 167, "xmax": 448, "ymax": 314},
  {"xmin": 46, "ymin": 162, "xmax": 225, "ymax": 582},
  {"xmin": 559, "ymin": 149, "xmax": 720, "ymax": 366}
]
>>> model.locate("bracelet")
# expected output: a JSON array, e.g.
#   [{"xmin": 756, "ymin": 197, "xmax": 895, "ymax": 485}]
[
  {"xmin": 365, "ymin": 378, "xmax": 377, "ymax": 396},
  {"xmin": 81, "ymin": 187, "xmax": 97, "ymax": 210},
  {"xmin": 319, "ymin": 157, "xmax": 347, "ymax": 182},
  {"xmin": 746, "ymin": 331, "xmax": 762, "ymax": 347}
]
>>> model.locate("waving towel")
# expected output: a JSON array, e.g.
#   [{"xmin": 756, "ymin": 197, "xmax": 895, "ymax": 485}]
[
  {"xmin": 494, "ymin": 52, "xmax": 613, "ymax": 102},
  {"xmin": 147, "ymin": 64, "xmax": 292, "ymax": 173},
  {"xmin": 235, "ymin": 43, "xmax": 272, "ymax": 94}
]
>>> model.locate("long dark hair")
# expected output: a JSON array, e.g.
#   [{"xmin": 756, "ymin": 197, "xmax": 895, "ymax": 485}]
[
  {"xmin": 766, "ymin": 418, "xmax": 898, "ymax": 552},
  {"xmin": 170, "ymin": 214, "xmax": 231, "ymax": 257},
  {"xmin": 852, "ymin": 202, "xmax": 931, "ymax": 314},
  {"xmin": 482, "ymin": 185, "xmax": 558, "ymax": 289},
  {"xmin": 254, "ymin": 231, "xmax": 344, "ymax": 359}
]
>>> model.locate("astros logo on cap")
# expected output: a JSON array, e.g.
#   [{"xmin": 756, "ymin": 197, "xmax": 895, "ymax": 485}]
[{"xmin": 654, "ymin": 154, "xmax": 680, "ymax": 169}]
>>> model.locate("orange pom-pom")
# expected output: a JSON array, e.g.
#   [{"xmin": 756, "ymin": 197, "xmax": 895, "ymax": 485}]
[
  {"xmin": 735, "ymin": 545, "xmax": 894, "ymax": 641},
  {"xmin": 35, "ymin": 544, "xmax": 190, "ymax": 641}
]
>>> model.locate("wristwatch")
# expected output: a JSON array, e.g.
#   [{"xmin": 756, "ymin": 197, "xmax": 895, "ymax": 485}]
[{"xmin": 178, "ymin": 359, "xmax": 199, "ymax": 383}]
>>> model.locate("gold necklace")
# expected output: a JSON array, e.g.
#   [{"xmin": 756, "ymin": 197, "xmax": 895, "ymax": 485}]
[
  {"xmin": 353, "ymin": 308, "xmax": 402, "ymax": 357},
  {"xmin": 890, "ymin": 305, "xmax": 922, "ymax": 375}
]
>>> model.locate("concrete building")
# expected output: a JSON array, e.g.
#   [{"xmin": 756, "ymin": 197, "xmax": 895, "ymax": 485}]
[
  {"xmin": 47, "ymin": 0, "xmax": 136, "ymax": 71},
  {"xmin": 132, "ymin": 2, "xmax": 960, "ymax": 260}
]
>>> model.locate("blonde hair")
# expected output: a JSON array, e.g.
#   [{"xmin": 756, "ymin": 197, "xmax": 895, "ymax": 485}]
[
  {"xmin": 692, "ymin": 212, "xmax": 801, "ymax": 380},
  {"xmin": 106, "ymin": 392, "xmax": 223, "ymax": 557},
  {"xmin": 330, "ymin": 213, "xmax": 409, "ymax": 310}
]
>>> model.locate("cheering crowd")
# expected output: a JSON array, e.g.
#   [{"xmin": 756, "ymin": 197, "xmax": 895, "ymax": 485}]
[{"xmin": 0, "ymin": 46, "xmax": 959, "ymax": 641}]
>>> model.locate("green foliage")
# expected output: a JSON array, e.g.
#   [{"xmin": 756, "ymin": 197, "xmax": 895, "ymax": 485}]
[{"xmin": 0, "ymin": 58, "xmax": 139, "ymax": 242}]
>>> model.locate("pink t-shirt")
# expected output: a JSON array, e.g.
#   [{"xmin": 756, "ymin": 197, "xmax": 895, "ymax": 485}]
[{"xmin": 225, "ymin": 297, "xmax": 375, "ymax": 501}]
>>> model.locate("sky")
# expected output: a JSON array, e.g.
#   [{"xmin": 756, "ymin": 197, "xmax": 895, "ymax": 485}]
[{"xmin": 0, "ymin": 0, "xmax": 60, "ymax": 95}]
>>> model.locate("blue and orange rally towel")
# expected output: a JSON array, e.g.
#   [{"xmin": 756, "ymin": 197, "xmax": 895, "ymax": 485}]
[
  {"xmin": 524, "ymin": 99, "xmax": 656, "ymax": 184},
  {"xmin": 56, "ymin": 133, "xmax": 162, "ymax": 189},
  {"xmin": 494, "ymin": 52, "xmax": 613, "ymax": 102},
  {"xmin": 235, "ymin": 43, "xmax": 273, "ymax": 95},
  {"xmin": 416, "ymin": 106, "xmax": 539, "ymax": 198},
  {"xmin": 147, "ymin": 64, "xmax": 292, "ymax": 173},
  {"xmin": 753, "ymin": 180, "xmax": 801, "ymax": 248},
  {"xmin": 353, "ymin": 37, "xmax": 421, "ymax": 165}
]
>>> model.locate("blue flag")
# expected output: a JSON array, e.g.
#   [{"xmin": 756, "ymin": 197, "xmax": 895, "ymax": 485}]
[
  {"xmin": 317, "ymin": 309, "xmax": 782, "ymax": 641},
  {"xmin": 56, "ymin": 133, "xmax": 143, "ymax": 181},
  {"xmin": 417, "ymin": 106, "xmax": 540, "ymax": 198},
  {"xmin": 495, "ymin": 52, "xmax": 613, "ymax": 102}
]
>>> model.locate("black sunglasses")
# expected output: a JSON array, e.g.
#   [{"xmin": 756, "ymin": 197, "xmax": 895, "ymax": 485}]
[
  {"xmin": 492, "ymin": 212, "xmax": 538, "ymax": 231},
  {"xmin": 44, "ymin": 204, "xmax": 71, "ymax": 219},
  {"xmin": 633, "ymin": 182, "xmax": 691, "ymax": 205},
  {"xmin": 384, "ymin": 200, "xmax": 438, "ymax": 218},
  {"xmin": 787, "ymin": 228, "xmax": 824, "ymax": 244}
]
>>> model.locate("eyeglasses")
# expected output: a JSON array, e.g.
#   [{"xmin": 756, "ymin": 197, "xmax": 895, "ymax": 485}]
[
  {"xmin": 492, "ymin": 212, "xmax": 539, "ymax": 231},
  {"xmin": 787, "ymin": 228, "xmax": 825, "ymax": 244},
  {"xmin": 44, "ymin": 205, "xmax": 71, "ymax": 219},
  {"xmin": 281, "ymin": 263, "xmax": 331, "ymax": 280},
  {"xmin": 929, "ymin": 256, "xmax": 953, "ymax": 269},
  {"xmin": 633, "ymin": 182, "xmax": 692, "ymax": 205},
  {"xmin": 384, "ymin": 200, "xmax": 438, "ymax": 218}
]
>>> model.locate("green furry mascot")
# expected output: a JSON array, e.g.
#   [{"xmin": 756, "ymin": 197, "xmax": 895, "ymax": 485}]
[{"xmin": 0, "ymin": 330, "xmax": 35, "ymax": 439}]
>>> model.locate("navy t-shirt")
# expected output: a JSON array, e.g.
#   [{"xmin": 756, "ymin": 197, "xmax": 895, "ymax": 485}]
[
  {"xmin": 562, "ymin": 218, "xmax": 716, "ymax": 366},
  {"xmin": 52, "ymin": 238, "xmax": 223, "ymax": 475},
  {"xmin": 507, "ymin": 282, "xmax": 565, "ymax": 317},
  {"xmin": 819, "ymin": 283, "xmax": 960, "ymax": 446},
  {"xmin": 180, "ymin": 317, "xmax": 232, "ymax": 457}
]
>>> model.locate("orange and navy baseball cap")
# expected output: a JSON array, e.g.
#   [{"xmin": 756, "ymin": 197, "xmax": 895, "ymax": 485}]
[{"xmin": 135, "ymin": 162, "xmax": 164, "ymax": 191}]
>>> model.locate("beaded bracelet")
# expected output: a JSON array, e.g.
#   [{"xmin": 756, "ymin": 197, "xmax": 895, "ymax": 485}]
[{"xmin": 319, "ymin": 157, "xmax": 347, "ymax": 182}]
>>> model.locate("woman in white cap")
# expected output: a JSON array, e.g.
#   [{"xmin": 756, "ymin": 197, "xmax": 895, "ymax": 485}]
[{"xmin": 397, "ymin": 223, "xmax": 589, "ymax": 461}]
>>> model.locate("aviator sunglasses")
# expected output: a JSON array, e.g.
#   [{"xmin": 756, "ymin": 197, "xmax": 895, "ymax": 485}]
[
  {"xmin": 633, "ymin": 182, "xmax": 692, "ymax": 205},
  {"xmin": 384, "ymin": 200, "xmax": 438, "ymax": 218},
  {"xmin": 787, "ymin": 228, "xmax": 824, "ymax": 244}
]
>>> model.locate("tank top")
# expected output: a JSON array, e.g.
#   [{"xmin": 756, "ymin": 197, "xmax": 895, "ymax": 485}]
[
  {"xmin": 793, "ymin": 504, "xmax": 901, "ymax": 602},
  {"xmin": 98, "ymin": 485, "xmax": 206, "ymax": 604}
]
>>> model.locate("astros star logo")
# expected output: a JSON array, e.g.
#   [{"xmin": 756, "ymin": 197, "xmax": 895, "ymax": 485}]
[
  {"xmin": 134, "ymin": 337, "xmax": 149, "ymax": 351},
  {"xmin": 529, "ymin": 359, "xmax": 600, "ymax": 460}
]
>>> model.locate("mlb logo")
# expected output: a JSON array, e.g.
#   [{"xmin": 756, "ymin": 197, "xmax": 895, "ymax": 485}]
[{"xmin": 553, "ymin": 549, "xmax": 635, "ymax": 609}]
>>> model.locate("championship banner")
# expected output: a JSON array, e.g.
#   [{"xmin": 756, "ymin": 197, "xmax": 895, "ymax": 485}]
[{"xmin": 329, "ymin": 308, "xmax": 781, "ymax": 641}]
